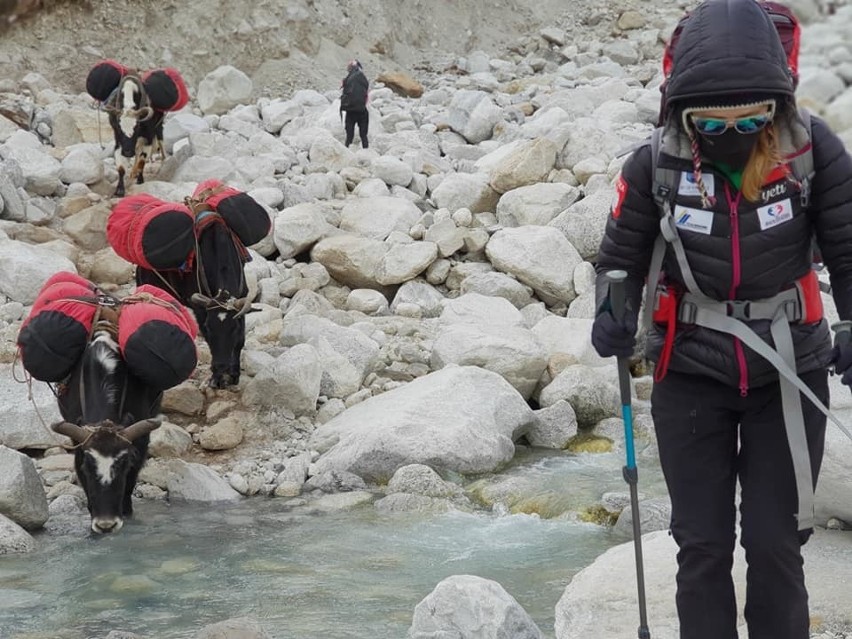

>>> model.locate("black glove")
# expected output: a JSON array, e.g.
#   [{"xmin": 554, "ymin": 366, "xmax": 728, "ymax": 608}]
[
  {"xmin": 592, "ymin": 308, "xmax": 637, "ymax": 359},
  {"xmin": 831, "ymin": 342, "xmax": 852, "ymax": 387}
]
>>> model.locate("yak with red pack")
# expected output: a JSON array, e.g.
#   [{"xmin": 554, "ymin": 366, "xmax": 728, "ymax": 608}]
[
  {"xmin": 87, "ymin": 61, "xmax": 189, "ymax": 197},
  {"xmin": 110, "ymin": 185, "xmax": 270, "ymax": 388},
  {"xmin": 17, "ymin": 274, "xmax": 197, "ymax": 533}
]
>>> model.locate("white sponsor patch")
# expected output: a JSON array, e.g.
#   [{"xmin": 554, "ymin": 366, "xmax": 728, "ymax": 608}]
[
  {"xmin": 679, "ymin": 172, "xmax": 715, "ymax": 197},
  {"xmin": 757, "ymin": 198, "xmax": 794, "ymax": 230},
  {"xmin": 674, "ymin": 206, "xmax": 714, "ymax": 235}
]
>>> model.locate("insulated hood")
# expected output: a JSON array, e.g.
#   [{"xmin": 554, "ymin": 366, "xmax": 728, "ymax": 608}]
[{"xmin": 664, "ymin": 0, "xmax": 795, "ymax": 111}]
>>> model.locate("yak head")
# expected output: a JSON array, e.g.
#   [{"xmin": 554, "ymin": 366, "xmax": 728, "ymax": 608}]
[
  {"xmin": 52, "ymin": 418, "xmax": 161, "ymax": 534},
  {"xmin": 116, "ymin": 76, "xmax": 153, "ymax": 137}
]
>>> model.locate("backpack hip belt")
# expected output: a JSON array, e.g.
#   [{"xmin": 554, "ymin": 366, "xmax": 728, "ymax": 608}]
[{"xmin": 654, "ymin": 270, "xmax": 824, "ymax": 326}]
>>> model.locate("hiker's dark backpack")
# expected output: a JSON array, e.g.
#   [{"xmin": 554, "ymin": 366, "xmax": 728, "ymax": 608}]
[
  {"xmin": 341, "ymin": 70, "xmax": 368, "ymax": 111},
  {"xmin": 657, "ymin": 1, "xmax": 801, "ymax": 127}
]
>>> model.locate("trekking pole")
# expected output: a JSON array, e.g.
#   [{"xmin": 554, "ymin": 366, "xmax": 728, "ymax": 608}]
[{"xmin": 606, "ymin": 270, "xmax": 651, "ymax": 639}]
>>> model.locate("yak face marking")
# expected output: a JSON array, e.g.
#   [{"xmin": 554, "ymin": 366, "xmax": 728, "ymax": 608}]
[
  {"xmin": 119, "ymin": 80, "xmax": 140, "ymax": 137},
  {"xmin": 86, "ymin": 448, "xmax": 128, "ymax": 486}
]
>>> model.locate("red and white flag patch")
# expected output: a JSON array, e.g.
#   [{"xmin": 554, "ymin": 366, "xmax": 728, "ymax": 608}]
[{"xmin": 611, "ymin": 175, "xmax": 628, "ymax": 219}]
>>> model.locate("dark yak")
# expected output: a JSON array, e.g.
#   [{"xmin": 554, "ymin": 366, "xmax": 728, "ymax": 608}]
[
  {"xmin": 105, "ymin": 74, "xmax": 165, "ymax": 198},
  {"xmin": 136, "ymin": 211, "xmax": 251, "ymax": 389},
  {"xmin": 53, "ymin": 325, "xmax": 162, "ymax": 534}
]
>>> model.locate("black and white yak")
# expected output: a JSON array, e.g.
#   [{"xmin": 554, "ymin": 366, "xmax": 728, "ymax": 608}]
[
  {"xmin": 136, "ymin": 212, "xmax": 252, "ymax": 389},
  {"xmin": 53, "ymin": 324, "xmax": 163, "ymax": 534},
  {"xmin": 106, "ymin": 75, "xmax": 165, "ymax": 198}
]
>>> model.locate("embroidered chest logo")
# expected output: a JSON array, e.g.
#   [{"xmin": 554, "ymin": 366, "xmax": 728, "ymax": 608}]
[
  {"xmin": 761, "ymin": 182, "xmax": 788, "ymax": 203},
  {"xmin": 679, "ymin": 172, "xmax": 715, "ymax": 197},
  {"xmin": 674, "ymin": 206, "xmax": 714, "ymax": 235},
  {"xmin": 757, "ymin": 198, "xmax": 794, "ymax": 230}
]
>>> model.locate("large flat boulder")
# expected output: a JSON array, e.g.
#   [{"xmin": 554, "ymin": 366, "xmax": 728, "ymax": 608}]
[{"xmin": 310, "ymin": 366, "xmax": 535, "ymax": 483}]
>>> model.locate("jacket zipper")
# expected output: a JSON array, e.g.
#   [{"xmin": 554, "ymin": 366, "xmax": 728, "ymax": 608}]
[{"xmin": 725, "ymin": 181, "xmax": 748, "ymax": 397}]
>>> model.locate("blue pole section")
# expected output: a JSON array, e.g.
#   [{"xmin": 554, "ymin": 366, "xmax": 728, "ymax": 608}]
[{"xmin": 622, "ymin": 403, "xmax": 637, "ymax": 470}]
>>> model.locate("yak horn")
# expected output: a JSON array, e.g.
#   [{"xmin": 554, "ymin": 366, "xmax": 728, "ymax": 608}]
[
  {"xmin": 190, "ymin": 293, "xmax": 212, "ymax": 307},
  {"xmin": 122, "ymin": 418, "xmax": 162, "ymax": 442},
  {"xmin": 52, "ymin": 421, "xmax": 89, "ymax": 443},
  {"xmin": 233, "ymin": 297, "xmax": 253, "ymax": 319},
  {"xmin": 132, "ymin": 106, "xmax": 154, "ymax": 121}
]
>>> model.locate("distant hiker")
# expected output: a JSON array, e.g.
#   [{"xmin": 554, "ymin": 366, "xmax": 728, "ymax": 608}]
[
  {"xmin": 340, "ymin": 59, "xmax": 369, "ymax": 149},
  {"xmin": 591, "ymin": 1, "xmax": 852, "ymax": 638}
]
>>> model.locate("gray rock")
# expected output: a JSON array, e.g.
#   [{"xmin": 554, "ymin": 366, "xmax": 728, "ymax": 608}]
[
  {"xmin": 340, "ymin": 196, "xmax": 422, "ymax": 241},
  {"xmin": 431, "ymin": 172, "xmax": 500, "ymax": 214},
  {"xmin": 0, "ymin": 512, "xmax": 34, "ymax": 555},
  {"xmin": 408, "ymin": 574, "xmax": 543, "ymax": 639},
  {"xmin": 310, "ymin": 366, "xmax": 534, "ymax": 482},
  {"xmin": 459, "ymin": 272, "xmax": 533, "ymax": 309},
  {"xmin": 555, "ymin": 529, "xmax": 852, "ymax": 638},
  {"xmin": 197, "ymin": 66, "xmax": 254, "ymax": 115},
  {"xmin": 486, "ymin": 226, "xmax": 580, "ymax": 305},
  {"xmin": 539, "ymin": 365, "xmax": 620, "ymax": 427},
  {"xmin": 496, "ymin": 182, "xmax": 581, "ymax": 227},
  {"xmin": 391, "ymin": 280, "xmax": 446, "ymax": 318},
  {"xmin": 387, "ymin": 464, "xmax": 465, "ymax": 499},
  {"xmin": 0, "ymin": 445, "xmax": 49, "ymax": 530},
  {"xmin": 527, "ymin": 400, "xmax": 578, "ymax": 449},
  {"xmin": 195, "ymin": 617, "xmax": 271, "ymax": 639},
  {"xmin": 242, "ymin": 344, "xmax": 322, "ymax": 415},
  {"xmin": 446, "ymin": 91, "xmax": 503, "ymax": 144},
  {"xmin": 0, "ymin": 237, "xmax": 76, "ymax": 304},
  {"xmin": 164, "ymin": 461, "xmax": 242, "ymax": 502},
  {"xmin": 614, "ymin": 497, "xmax": 672, "ymax": 538},
  {"xmin": 0, "ymin": 366, "xmax": 64, "ymax": 449}
]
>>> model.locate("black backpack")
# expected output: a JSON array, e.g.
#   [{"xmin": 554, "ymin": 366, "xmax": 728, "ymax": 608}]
[{"xmin": 341, "ymin": 70, "xmax": 368, "ymax": 111}]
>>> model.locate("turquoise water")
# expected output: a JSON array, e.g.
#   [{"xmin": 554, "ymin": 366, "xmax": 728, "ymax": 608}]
[{"xmin": 0, "ymin": 449, "xmax": 668, "ymax": 639}]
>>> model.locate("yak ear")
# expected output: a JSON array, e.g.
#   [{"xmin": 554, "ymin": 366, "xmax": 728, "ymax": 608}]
[
  {"xmin": 51, "ymin": 421, "xmax": 89, "ymax": 443},
  {"xmin": 122, "ymin": 418, "xmax": 162, "ymax": 442}
]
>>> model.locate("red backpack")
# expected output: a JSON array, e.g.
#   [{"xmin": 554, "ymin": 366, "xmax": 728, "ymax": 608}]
[{"xmin": 658, "ymin": 1, "xmax": 801, "ymax": 126}]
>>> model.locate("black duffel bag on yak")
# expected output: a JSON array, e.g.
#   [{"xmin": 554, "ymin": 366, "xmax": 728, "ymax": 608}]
[
  {"xmin": 86, "ymin": 59, "xmax": 131, "ymax": 103},
  {"xmin": 17, "ymin": 273, "xmax": 198, "ymax": 392},
  {"xmin": 107, "ymin": 194, "xmax": 197, "ymax": 271},
  {"xmin": 190, "ymin": 179, "xmax": 272, "ymax": 247}
]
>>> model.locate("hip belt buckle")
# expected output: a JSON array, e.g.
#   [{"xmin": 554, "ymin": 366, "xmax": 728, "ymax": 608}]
[{"xmin": 725, "ymin": 300, "xmax": 751, "ymax": 320}]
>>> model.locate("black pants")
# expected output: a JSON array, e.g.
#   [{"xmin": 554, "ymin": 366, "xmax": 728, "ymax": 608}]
[
  {"xmin": 651, "ymin": 370, "xmax": 827, "ymax": 639},
  {"xmin": 344, "ymin": 109, "xmax": 369, "ymax": 148}
]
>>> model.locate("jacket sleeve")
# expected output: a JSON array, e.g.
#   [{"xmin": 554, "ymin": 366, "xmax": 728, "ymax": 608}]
[
  {"xmin": 594, "ymin": 143, "xmax": 662, "ymax": 319},
  {"xmin": 809, "ymin": 116, "xmax": 852, "ymax": 320}
]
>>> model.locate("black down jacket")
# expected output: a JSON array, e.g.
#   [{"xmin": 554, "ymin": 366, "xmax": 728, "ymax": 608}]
[{"xmin": 595, "ymin": 0, "xmax": 852, "ymax": 390}]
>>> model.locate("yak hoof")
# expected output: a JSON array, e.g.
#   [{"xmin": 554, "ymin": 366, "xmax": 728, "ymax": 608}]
[{"xmin": 208, "ymin": 373, "xmax": 239, "ymax": 389}]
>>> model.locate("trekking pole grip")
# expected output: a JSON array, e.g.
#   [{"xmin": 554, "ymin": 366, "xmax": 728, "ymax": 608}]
[{"xmin": 607, "ymin": 270, "xmax": 628, "ymax": 322}]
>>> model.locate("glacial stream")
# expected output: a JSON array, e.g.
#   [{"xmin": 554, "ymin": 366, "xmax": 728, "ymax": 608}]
[{"xmin": 0, "ymin": 447, "xmax": 668, "ymax": 639}]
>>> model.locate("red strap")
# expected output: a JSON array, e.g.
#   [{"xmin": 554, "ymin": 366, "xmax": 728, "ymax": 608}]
[{"xmin": 654, "ymin": 294, "xmax": 677, "ymax": 382}]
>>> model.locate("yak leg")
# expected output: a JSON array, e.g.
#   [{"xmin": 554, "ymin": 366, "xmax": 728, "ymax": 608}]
[
  {"xmin": 131, "ymin": 137, "xmax": 152, "ymax": 186},
  {"xmin": 115, "ymin": 166, "xmax": 126, "ymax": 198},
  {"xmin": 227, "ymin": 315, "xmax": 246, "ymax": 386}
]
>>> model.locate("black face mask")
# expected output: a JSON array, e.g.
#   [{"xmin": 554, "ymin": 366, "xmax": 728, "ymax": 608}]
[{"xmin": 698, "ymin": 129, "xmax": 760, "ymax": 168}]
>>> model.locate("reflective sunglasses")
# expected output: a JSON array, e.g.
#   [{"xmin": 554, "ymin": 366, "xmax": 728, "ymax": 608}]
[
  {"xmin": 681, "ymin": 100, "xmax": 776, "ymax": 136},
  {"xmin": 690, "ymin": 113, "xmax": 773, "ymax": 136}
]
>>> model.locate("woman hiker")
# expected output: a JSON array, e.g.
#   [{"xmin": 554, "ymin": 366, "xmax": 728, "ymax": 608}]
[{"xmin": 591, "ymin": 0, "xmax": 852, "ymax": 637}]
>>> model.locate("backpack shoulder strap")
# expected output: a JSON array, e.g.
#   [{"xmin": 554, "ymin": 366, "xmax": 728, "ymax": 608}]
[
  {"xmin": 641, "ymin": 127, "xmax": 680, "ymax": 329},
  {"xmin": 650, "ymin": 127, "xmax": 680, "ymax": 212},
  {"xmin": 789, "ymin": 107, "xmax": 815, "ymax": 208}
]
